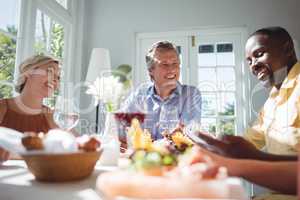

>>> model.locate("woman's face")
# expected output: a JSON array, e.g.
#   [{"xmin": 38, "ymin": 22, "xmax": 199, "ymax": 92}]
[{"xmin": 25, "ymin": 61, "xmax": 60, "ymax": 98}]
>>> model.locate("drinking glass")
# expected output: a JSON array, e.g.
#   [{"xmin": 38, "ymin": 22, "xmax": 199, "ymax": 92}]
[
  {"xmin": 53, "ymin": 96, "xmax": 79, "ymax": 131},
  {"xmin": 159, "ymin": 105, "xmax": 179, "ymax": 132}
]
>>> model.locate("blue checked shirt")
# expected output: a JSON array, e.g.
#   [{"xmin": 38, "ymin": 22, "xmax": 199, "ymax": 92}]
[{"xmin": 120, "ymin": 82, "xmax": 202, "ymax": 140}]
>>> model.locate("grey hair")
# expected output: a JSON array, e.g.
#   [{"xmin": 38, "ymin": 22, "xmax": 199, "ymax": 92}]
[{"xmin": 145, "ymin": 41, "xmax": 179, "ymax": 70}]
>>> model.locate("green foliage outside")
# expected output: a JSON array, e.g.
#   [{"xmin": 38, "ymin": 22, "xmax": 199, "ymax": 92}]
[
  {"xmin": 0, "ymin": 26, "xmax": 17, "ymax": 99},
  {"xmin": 112, "ymin": 64, "xmax": 132, "ymax": 89},
  {"xmin": 34, "ymin": 22, "xmax": 64, "ymax": 60},
  {"xmin": 219, "ymin": 103, "xmax": 235, "ymax": 135},
  {"xmin": 208, "ymin": 103, "xmax": 235, "ymax": 135}
]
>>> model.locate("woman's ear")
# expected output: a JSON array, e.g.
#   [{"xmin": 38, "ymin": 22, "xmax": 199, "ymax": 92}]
[{"xmin": 24, "ymin": 68, "xmax": 36, "ymax": 79}]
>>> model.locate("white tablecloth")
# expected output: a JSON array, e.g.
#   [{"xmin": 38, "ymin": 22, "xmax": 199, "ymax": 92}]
[{"xmin": 0, "ymin": 160, "xmax": 248, "ymax": 200}]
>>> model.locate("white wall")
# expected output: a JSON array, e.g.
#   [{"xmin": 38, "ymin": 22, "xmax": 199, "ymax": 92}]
[{"xmin": 80, "ymin": 0, "xmax": 300, "ymax": 129}]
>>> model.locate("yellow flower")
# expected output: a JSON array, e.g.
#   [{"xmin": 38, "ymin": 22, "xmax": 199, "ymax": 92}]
[{"xmin": 171, "ymin": 131, "xmax": 194, "ymax": 148}]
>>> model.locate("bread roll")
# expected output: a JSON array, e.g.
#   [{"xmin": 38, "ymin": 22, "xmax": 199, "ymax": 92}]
[{"xmin": 22, "ymin": 132, "xmax": 44, "ymax": 150}]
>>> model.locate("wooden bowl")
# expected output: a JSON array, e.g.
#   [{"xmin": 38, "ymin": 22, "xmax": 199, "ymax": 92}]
[{"xmin": 22, "ymin": 150, "xmax": 102, "ymax": 182}]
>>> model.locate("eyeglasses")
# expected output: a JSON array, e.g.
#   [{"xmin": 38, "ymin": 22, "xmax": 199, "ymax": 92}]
[{"xmin": 31, "ymin": 66, "xmax": 61, "ymax": 81}]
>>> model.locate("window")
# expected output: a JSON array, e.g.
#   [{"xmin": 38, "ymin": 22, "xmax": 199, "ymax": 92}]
[
  {"xmin": 34, "ymin": 9, "xmax": 64, "ymax": 59},
  {"xmin": 0, "ymin": 0, "xmax": 85, "ymax": 132},
  {"xmin": 0, "ymin": 0, "xmax": 20, "ymax": 98},
  {"xmin": 197, "ymin": 42, "xmax": 236, "ymax": 135},
  {"xmin": 0, "ymin": 0, "xmax": 83, "ymax": 108},
  {"xmin": 194, "ymin": 35, "xmax": 240, "ymax": 136}
]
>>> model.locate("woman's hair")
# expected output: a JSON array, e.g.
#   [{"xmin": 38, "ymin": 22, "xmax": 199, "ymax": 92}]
[{"xmin": 15, "ymin": 55, "xmax": 59, "ymax": 93}]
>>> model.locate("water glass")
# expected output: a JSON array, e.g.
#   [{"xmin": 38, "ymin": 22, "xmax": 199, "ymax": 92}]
[
  {"xmin": 159, "ymin": 105, "xmax": 179, "ymax": 132},
  {"xmin": 53, "ymin": 96, "xmax": 79, "ymax": 131}
]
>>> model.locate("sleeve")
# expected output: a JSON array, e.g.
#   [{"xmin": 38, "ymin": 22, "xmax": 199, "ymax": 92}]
[
  {"xmin": 244, "ymin": 111, "xmax": 266, "ymax": 150},
  {"xmin": 181, "ymin": 86, "xmax": 202, "ymax": 124},
  {"xmin": 0, "ymin": 99, "xmax": 8, "ymax": 123},
  {"xmin": 290, "ymin": 97, "xmax": 300, "ymax": 151}
]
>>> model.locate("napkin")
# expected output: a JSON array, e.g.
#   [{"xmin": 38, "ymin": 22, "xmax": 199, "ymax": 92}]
[{"xmin": 0, "ymin": 127, "xmax": 25, "ymax": 154}]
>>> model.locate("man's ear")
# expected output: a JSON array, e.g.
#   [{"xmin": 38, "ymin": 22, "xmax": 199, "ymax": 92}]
[
  {"xmin": 148, "ymin": 68, "xmax": 154, "ymax": 81},
  {"xmin": 148, "ymin": 68, "xmax": 153, "ymax": 74},
  {"xmin": 283, "ymin": 40, "xmax": 295, "ymax": 57}
]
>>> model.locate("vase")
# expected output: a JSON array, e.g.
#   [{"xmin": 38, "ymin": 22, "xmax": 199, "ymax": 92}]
[{"xmin": 98, "ymin": 112, "xmax": 120, "ymax": 166}]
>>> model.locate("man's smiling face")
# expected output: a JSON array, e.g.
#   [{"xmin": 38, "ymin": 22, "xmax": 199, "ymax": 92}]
[
  {"xmin": 149, "ymin": 49, "xmax": 180, "ymax": 89},
  {"xmin": 245, "ymin": 34, "xmax": 287, "ymax": 87}
]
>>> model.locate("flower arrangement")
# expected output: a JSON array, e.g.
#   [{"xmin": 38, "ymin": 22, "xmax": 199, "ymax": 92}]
[
  {"xmin": 86, "ymin": 65, "xmax": 132, "ymax": 112},
  {"xmin": 86, "ymin": 75, "xmax": 124, "ymax": 112}
]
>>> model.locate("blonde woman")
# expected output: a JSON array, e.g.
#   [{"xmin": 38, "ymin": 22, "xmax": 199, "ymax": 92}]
[{"xmin": 0, "ymin": 55, "xmax": 61, "ymax": 162}]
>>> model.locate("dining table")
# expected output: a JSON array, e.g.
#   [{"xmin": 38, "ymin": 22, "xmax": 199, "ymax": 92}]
[{"xmin": 0, "ymin": 160, "xmax": 248, "ymax": 200}]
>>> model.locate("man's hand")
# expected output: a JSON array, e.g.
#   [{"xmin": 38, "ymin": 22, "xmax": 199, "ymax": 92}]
[
  {"xmin": 0, "ymin": 147, "xmax": 9, "ymax": 164},
  {"xmin": 193, "ymin": 132, "xmax": 262, "ymax": 159},
  {"xmin": 193, "ymin": 132, "xmax": 297, "ymax": 161}
]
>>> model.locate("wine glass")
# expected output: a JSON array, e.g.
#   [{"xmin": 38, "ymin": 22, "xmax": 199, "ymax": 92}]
[
  {"xmin": 53, "ymin": 96, "xmax": 79, "ymax": 131},
  {"xmin": 159, "ymin": 105, "xmax": 179, "ymax": 132}
]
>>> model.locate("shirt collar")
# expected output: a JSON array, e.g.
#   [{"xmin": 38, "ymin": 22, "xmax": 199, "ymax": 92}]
[
  {"xmin": 174, "ymin": 81, "xmax": 183, "ymax": 96},
  {"xmin": 280, "ymin": 61, "xmax": 300, "ymax": 89},
  {"xmin": 269, "ymin": 61, "xmax": 300, "ymax": 99},
  {"xmin": 149, "ymin": 81, "xmax": 182, "ymax": 101},
  {"xmin": 148, "ymin": 83, "xmax": 156, "ymax": 97}
]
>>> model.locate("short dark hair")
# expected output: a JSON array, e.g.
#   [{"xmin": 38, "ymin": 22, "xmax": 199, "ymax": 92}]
[
  {"xmin": 250, "ymin": 26, "xmax": 293, "ymax": 46},
  {"xmin": 145, "ymin": 41, "xmax": 179, "ymax": 70}
]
